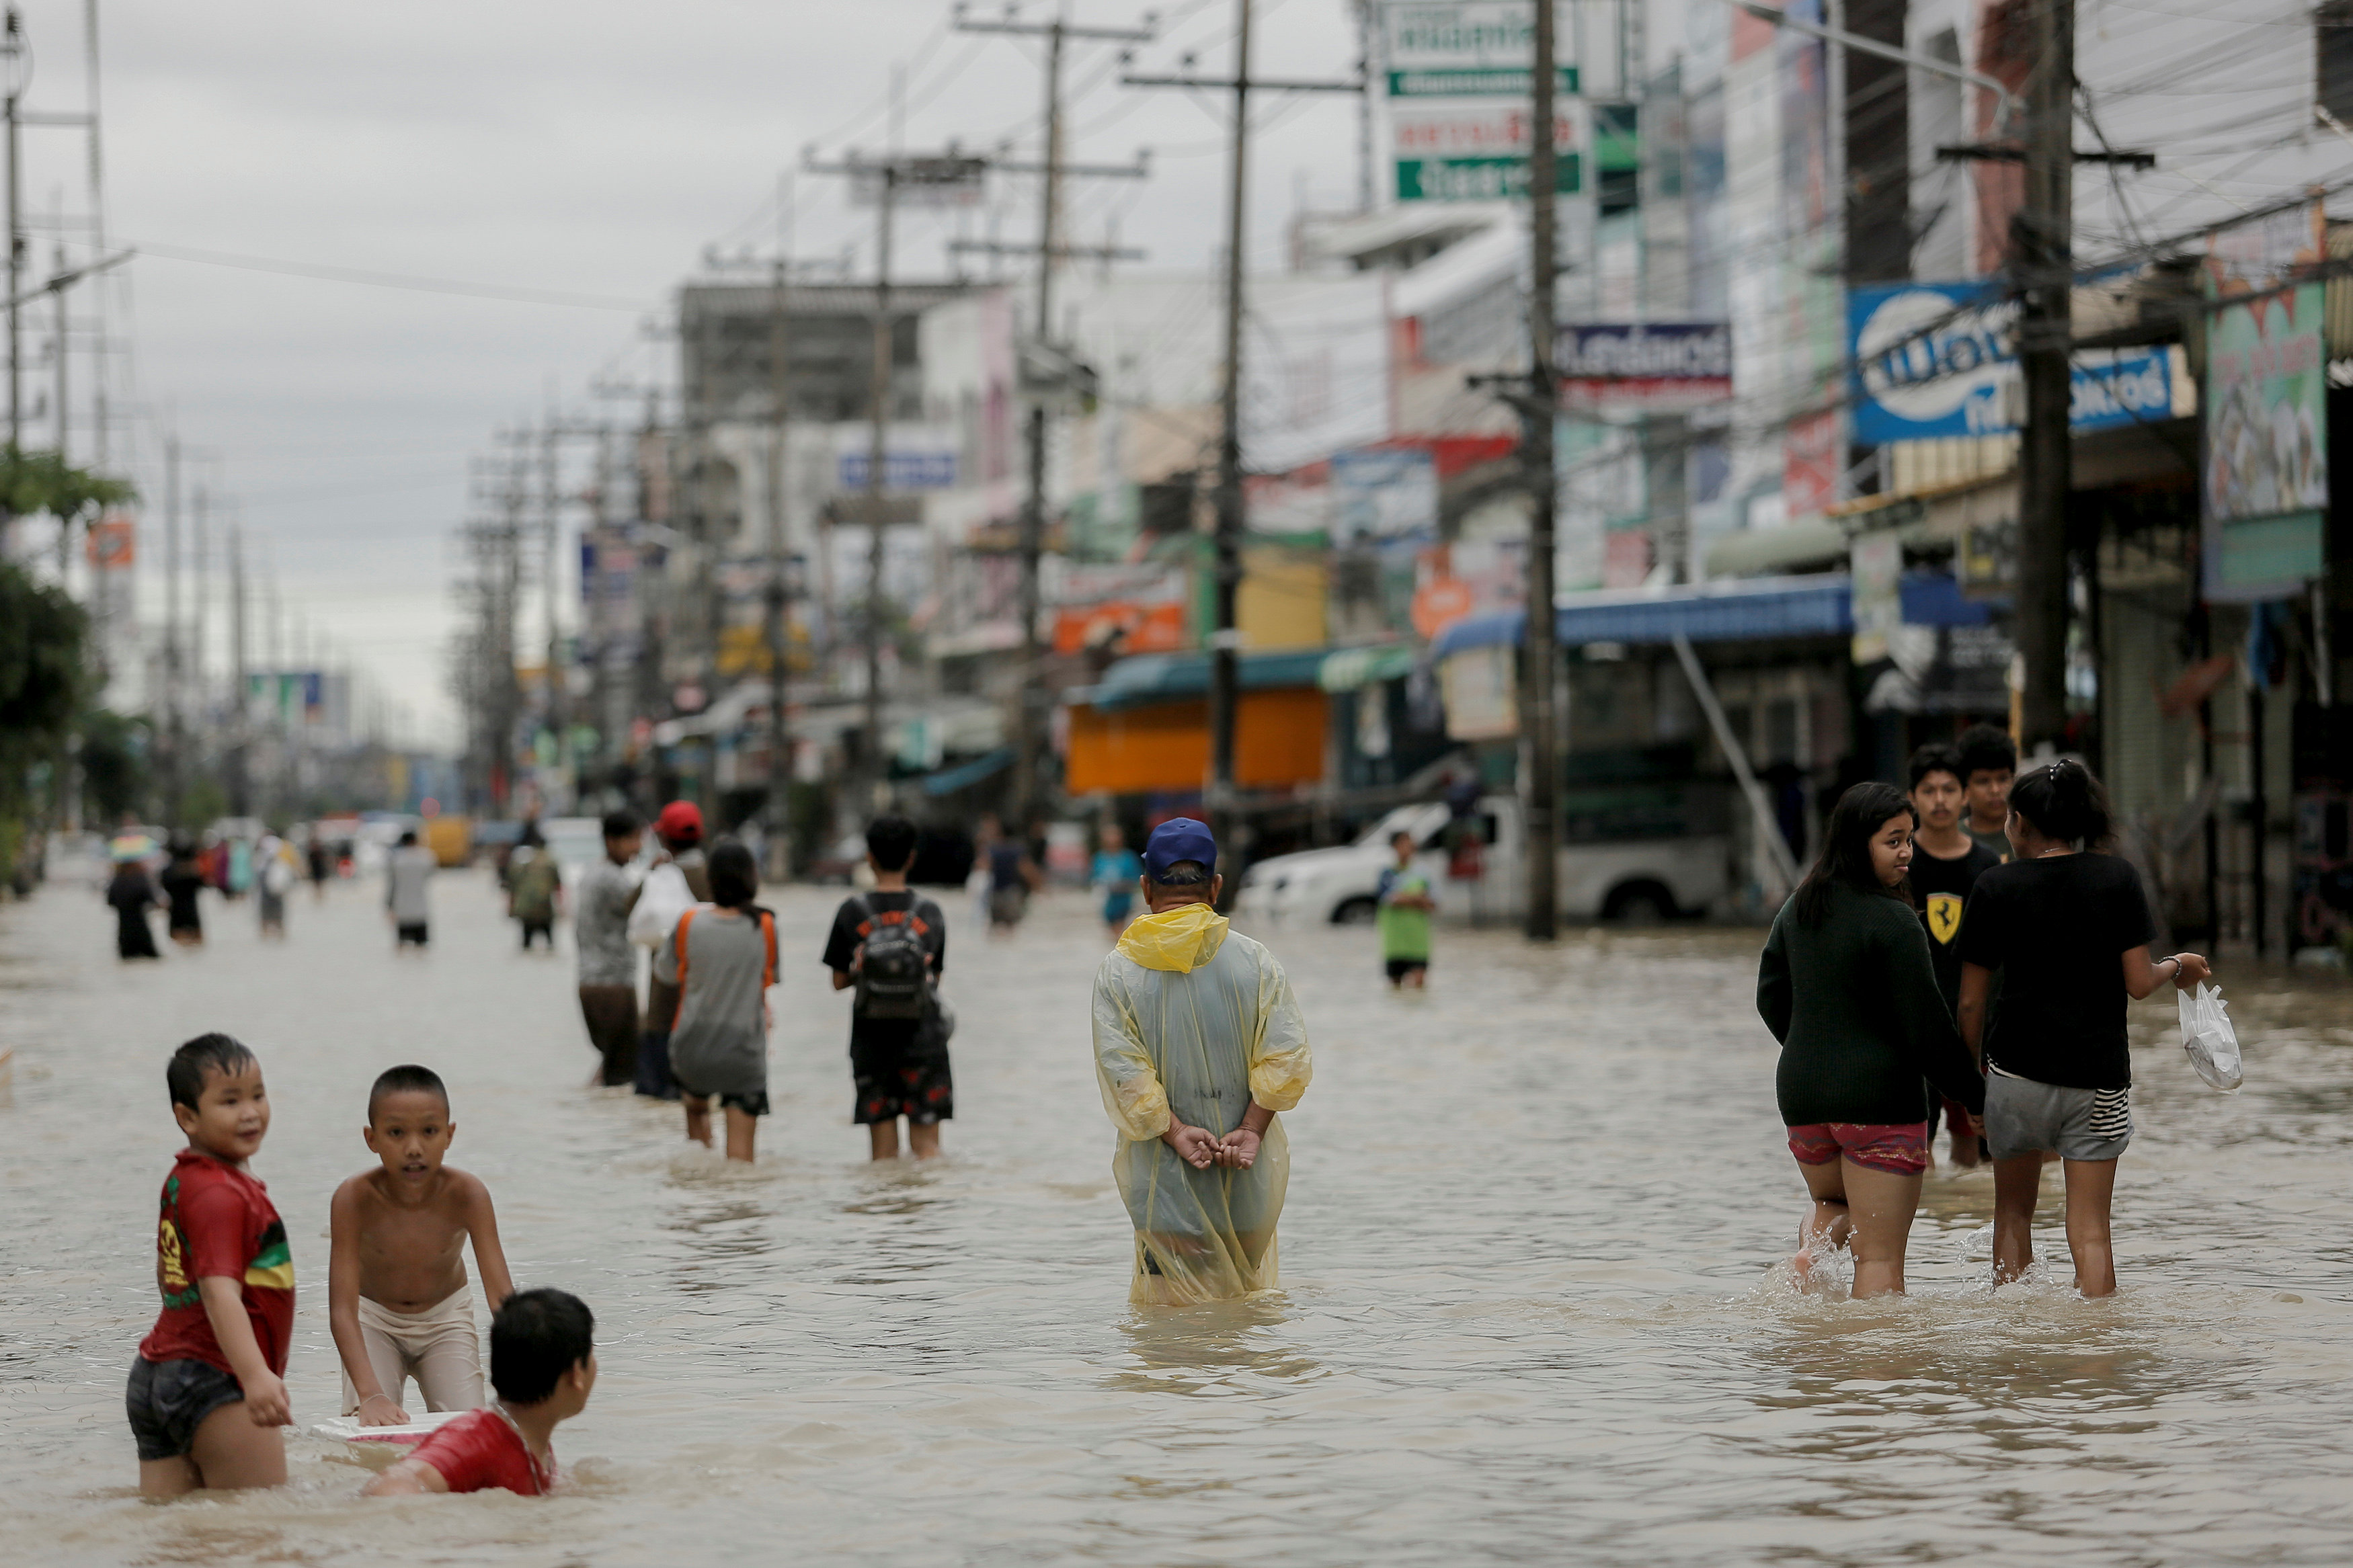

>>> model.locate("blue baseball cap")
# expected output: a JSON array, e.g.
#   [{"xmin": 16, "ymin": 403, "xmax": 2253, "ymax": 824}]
[{"xmin": 1142, "ymin": 817, "xmax": 1218, "ymax": 880}]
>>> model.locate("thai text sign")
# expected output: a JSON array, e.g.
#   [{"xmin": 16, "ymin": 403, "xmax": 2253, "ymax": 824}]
[
  {"xmin": 1381, "ymin": 1, "xmax": 1576, "ymax": 88},
  {"xmin": 2204, "ymin": 283, "xmax": 2327, "ymax": 600},
  {"xmin": 1393, "ymin": 100, "xmax": 1585, "ymax": 202},
  {"xmin": 1556, "ymin": 322, "xmax": 1731, "ymax": 411},
  {"xmin": 1847, "ymin": 281, "xmax": 2189, "ymax": 444}
]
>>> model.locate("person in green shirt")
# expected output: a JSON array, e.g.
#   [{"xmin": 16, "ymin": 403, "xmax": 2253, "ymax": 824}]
[{"xmin": 1375, "ymin": 831, "xmax": 1434, "ymax": 989}]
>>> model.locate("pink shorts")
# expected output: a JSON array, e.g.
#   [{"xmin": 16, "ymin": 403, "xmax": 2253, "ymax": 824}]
[{"xmin": 1786, "ymin": 1122, "xmax": 1929, "ymax": 1175}]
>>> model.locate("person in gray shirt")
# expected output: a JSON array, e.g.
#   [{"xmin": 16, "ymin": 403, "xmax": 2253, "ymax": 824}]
[
  {"xmin": 386, "ymin": 831, "xmax": 436, "ymax": 948},
  {"xmin": 574, "ymin": 812, "xmax": 645, "ymax": 1087},
  {"xmin": 653, "ymin": 840, "xmax": 776, "ymax": 1162}
]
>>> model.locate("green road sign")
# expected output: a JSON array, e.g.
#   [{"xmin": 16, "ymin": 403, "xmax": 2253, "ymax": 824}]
[
  {"xmin": 1386, "ymin": 65, "xmax": 1579, "ymax": 97},
  {"xmin": 1395, "ymin": 153, "xmax": 1583, "ymax": 202}
]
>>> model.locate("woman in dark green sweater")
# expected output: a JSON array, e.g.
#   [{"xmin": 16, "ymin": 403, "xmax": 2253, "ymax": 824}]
[{"xmin": 1757, "ymin": 782, "xmax": 1987, "ymax": 1296}]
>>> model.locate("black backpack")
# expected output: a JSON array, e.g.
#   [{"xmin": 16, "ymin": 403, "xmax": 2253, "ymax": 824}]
[{"xmin": 853, "ymin": 896, "xmax": 932, "ymax": 1020}]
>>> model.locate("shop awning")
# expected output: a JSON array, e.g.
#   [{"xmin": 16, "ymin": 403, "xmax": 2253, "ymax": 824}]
[
  {"xmin": 1068, "ymin": 646, "xmax": 1334, "ymax": 712},
  {"xmin": 1427, "ymin": 571, "xmax": 1990, "ymax": 657},
  {"xmin": 918, "ymin": 747, "xmax": 1015, "ymax": 796},
  {"xmin": 1317, "ymin": 643, "xmax": 1418, "ymax": 691}
]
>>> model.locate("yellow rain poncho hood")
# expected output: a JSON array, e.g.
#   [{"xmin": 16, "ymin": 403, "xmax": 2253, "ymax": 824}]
[
  {"xmin": 1092, "ymin": 902, "xmax": 1312, "ymax": 1305},
  {"xmin": 1115, "ymin": 903, "xmax": 1229, "ymax": 972}
]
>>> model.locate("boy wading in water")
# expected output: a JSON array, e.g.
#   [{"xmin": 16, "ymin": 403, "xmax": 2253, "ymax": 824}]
[
  {"xmin": 1956, "ymin": 723, "xmax": 2016, "ymax": 860},
  {"xmin": 364, "ymin": 1288, "xmax": 595, "ymax": 1497},
  {"xmin": 825, "ymin": 815, "xmax": 951, "ymax": 1159},
  {"xmin": 128, "ymin": 1034, "xmax": 295, "ymax": 1495},
  {"xmin": 329, "ymin": 1065, "xmax": 515, "ymax": 1425},
  {"xmin": 1091, "ymin": 819, "xmax": 1312, "ymax": 1305},
  {"xmin": 1906, "ymin": 743, "xmax": 2001, "ymax": 1167},
  {"xmin": 1376, "ymin": 829, "xmax": 1435, "ymax": 988}
]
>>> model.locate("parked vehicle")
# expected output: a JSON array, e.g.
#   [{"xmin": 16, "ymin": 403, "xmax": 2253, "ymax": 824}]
[{"xmin": 1234, "ymin": 794, "xmax": 1729, "ymax": 927}]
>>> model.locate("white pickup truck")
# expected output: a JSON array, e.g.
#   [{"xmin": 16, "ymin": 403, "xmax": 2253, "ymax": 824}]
[{"xmin": 1233, "ymin": 794, "xmax": 1729, "ymax": 927}]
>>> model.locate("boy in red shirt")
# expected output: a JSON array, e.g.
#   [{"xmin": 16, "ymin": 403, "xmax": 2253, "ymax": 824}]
[
  {"xmin": 128, "ymin": 1033, "xmax": 296, "ymax": 1497},
  {"xmin": 363, "ymin": 1288, "xmax": 595, "ymax": 1497}
]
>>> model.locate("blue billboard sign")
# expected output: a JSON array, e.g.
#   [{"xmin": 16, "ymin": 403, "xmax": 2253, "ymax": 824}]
[{"xmin": 1847, "ymin": 281, "xmax": 2183, "ymax": 445}]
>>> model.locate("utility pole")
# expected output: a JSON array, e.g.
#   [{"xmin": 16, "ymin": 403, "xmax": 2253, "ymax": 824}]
[
  {"xmin": 865, "ymin": 163, "xmax": 893, "ymax": 798},
  {"xmin": 1522, "ymin": 0, "xmax": 1560, "ymax": 941},
  {"xmin": 229, "ymin": 522, "xmax": 248, "ymax": 819},
  {"xmin": 764, "ymin": 220, "xmax": 793, "ymax": 880},
  {"xmin": 2013, "ymin": 0, "xmax": 2073, "ymax": 753},
  {"xmin": 541, "ymin": 415, "xmax": 564, "ymax": 811},
  {"xmin": 161, "ymin": 434, "xmax": 180, "ymax": 824},
  {"xmin": 805, "ymin": 128, "xmax": 987, "ymax": 802},
  {"xmin": 3, "ymin": 7, "xmax": 20, "ymax": 451},
  {"xmin": 1127, "ymin": 7, "xmax": 1357, "ymax": 883},
  {"xmin": 957, "ymin": 3, "xmax": 1155, "ymax": 827},
  {"xmin": 49, "ymin": 238, "xmax": 63, "ymax": 462}
]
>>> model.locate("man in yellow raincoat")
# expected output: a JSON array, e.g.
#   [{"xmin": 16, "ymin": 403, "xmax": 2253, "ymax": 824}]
[{"xmin": 1091, "ymin": 819, "xmax": 1312, "ymax": 1305}]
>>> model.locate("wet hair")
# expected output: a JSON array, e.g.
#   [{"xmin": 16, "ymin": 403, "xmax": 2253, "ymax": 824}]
[
  {"xmin": 518, "ymin": 821, "xmax": 545, "ymax": 850},
  {"xmin": 397, "ymin": 829, "xmax": 417, "ymax": 846},
  {"xmin": 600, "ymin": 810, "xmax": 639, "ymax": 841},
  {"xmin": 1956, "ymin": 723, "xmax": 2018, "ymax": 782},
  {"xmin": 1907, "ymin": 743, "xmax": 1964, "ymax": 792},
  {"xmin": 368, "ymin": 1063, "xmax": 450, "ymax": 1120},
  {"xmin": 166, "ymin": 1032, "xmax": 257, "ymax": 1110},
  {"xmin": 707, "ymin": 838, "xmax": 758, "ymax": 909},
  {"xmin": 489, "ymin": 1288, "xmax": 595, "ymax": 1405},
  {"xmin": 865, "ymin": 814, "xmax": 918, "ymax": 872},
  {"xmin": 1151, "ymin": 858, "xmax": 1211, "ymax": 888},
  {"xmin": 2007, "ymin": 757, "xmax": 2114, "ymax": 850},
  {"xmin": 1391, "ymin": 829, "xmax": 1417, "ymax": 848},
  {"xmin": 1792, "ymin": 782, "xmax": 1916, "ymax": 927}
]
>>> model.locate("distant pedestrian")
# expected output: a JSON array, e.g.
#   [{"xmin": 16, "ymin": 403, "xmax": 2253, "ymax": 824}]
[
  {"xmin": 627, "ymin": 800, "xmax": 712, "ymax": 1100},
  {"xmin": 824, "ymin": 815, "xmax": 951, "ymax": 1159},
  {"xmin": 506, "ymin": 829, "xmax": 561, "ymax": 952},
  {"xmin": 161, "ymin": 838, "xmax": 206, "ymax": 947},
  {"xmin": 387, "ymin": 830, "xmax": 436, "ymax": 950},
  {"xmin": 255, "ymin": 835, "xmax": 296, "ymax": 940},
  {"xmin": 1956, "ymin": 723, "xmax": 2017, "ymax": 860},
  {"xmin": 574, "ymin": 811, "xmax": 645, "ymax": 1089},
  {"xmin": 1756, "ymin": 782, "xmax": 1984, "ymax": 1298},
  {"xmin": 108, "ymin": 850, "xmax": 163, "ymax": 960},
  {"xmin": 307, "ymin": 833, "xmax": 332, "ymax": 901},
  {"xmin": 1375, "ymin": 830, "xmax": 1434, "ymax": 988},
  {"xmin": 1957, "ymin": 758, "xmax": 2208, "ymax": 1299},
  {"xmin": 1090, "ymin": 818, "xmax": 1312, "ymax": 1304},
  {"xmin": 986, "ymin": 819, "xmax": 1041, "ymax": 933},
  {"xmin": 656, "ymin": 839, "xmax": 776, "ymax": 1162},
  {"xmin": 1092, "ymin": 823, "xmax": 1141, "ymax": 940}
]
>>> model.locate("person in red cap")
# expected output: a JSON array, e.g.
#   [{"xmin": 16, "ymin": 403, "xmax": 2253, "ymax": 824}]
[{"xmin": 625, "ymin": 802, "xmax": 713, "ymax": 1098}]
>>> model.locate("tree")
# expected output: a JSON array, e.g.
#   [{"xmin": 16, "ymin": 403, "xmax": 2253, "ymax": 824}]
[
  {"xmin": 0, "ymin": 446, "xmax": 137, "ymax": 538},
  {"xmin": 0, "ymin": 558, "xmax": 87, "ymax": 889}
]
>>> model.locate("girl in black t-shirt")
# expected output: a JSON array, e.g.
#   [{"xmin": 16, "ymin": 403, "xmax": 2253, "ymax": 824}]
[{"xmin": 1955, "ymin": 759, "xmax": 2209, "ymax": 1298}]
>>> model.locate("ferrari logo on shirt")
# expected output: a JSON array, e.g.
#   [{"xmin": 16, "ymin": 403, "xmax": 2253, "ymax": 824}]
[{"xmin": 1925, "ymin": 891, "xmax": 1963, "ymax": 945}]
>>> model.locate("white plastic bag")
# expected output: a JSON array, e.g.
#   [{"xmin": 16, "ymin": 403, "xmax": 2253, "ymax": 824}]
[
  {"xmin": 627, "ymin": 860, "xmax": 696, "ymax": 950},
  {"xmin": 2178, "ymin": 981, "xmax": 2243, "ymax": 1092}
]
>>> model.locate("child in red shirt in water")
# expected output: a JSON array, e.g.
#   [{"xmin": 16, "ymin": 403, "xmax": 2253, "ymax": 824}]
[
  {"xmin": 128, "ymin": 1034, "xmax": 296, "ymax": 1497},
  {"xmin": 363, "ymin": 1288, "xmax": 595, "ymax": 1496}
]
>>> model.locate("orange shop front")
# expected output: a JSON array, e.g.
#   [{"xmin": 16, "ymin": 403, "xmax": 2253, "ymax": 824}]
[{"xmin": 1062, "ymin": 649, "xmax": 1330, "ymax": 796}]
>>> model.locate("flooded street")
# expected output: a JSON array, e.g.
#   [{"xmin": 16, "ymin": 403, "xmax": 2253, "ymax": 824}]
[{"xmin": 6, "ymin": 872, "xmax": 2353, "ymax": 1565}]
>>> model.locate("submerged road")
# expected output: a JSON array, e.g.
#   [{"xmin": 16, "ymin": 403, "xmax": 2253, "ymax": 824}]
[{"xmin": 4, "ymin": 867, "xmax": 2352, "ymax": 1564}]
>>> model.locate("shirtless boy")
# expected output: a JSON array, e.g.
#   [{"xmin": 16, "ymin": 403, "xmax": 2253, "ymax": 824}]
[{"xmin": 329, "ymin": 1065, "xmax": 514, "ymax": 1424}]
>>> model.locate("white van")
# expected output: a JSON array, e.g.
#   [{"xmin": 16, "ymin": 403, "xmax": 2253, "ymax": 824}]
[{"xmin": 1233, "ymin": 794, "xmax": 1728, "ymax": 927}]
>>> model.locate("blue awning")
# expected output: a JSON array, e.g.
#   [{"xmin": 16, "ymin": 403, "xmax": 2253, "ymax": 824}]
[
  {"xmin": 917, "ymin": 746, "xmax": 1015, "ymax": 796},
  {"xmin": 1068, "ymin": 646, "xmax": 1334, "ymax": 712},
  {"xmin": 1427, "ymin": 571, "xmax": 1991, "ymax": 657}
]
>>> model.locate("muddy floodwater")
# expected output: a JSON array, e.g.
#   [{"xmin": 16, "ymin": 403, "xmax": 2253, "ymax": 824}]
[{"xmin": 5, "ymin": 872, "xmax": 2353, "ymax": 1565}]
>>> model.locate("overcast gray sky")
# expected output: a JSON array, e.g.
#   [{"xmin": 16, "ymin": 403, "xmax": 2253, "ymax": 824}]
[{"xmin": 44, "ymin": 0, "xmax": 1363, "ymax": 746}]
